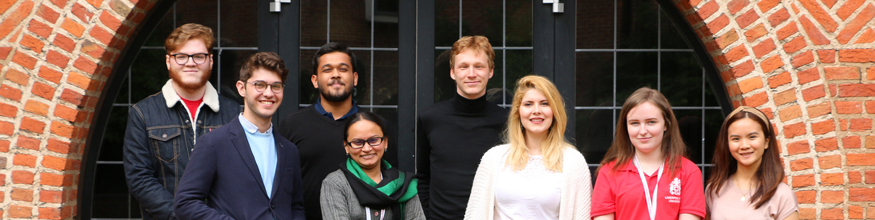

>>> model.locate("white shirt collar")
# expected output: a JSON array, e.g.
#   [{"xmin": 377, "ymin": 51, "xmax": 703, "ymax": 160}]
[{"xmin": 161, "ymin": 79, "xmax": 221, "ymax": 112}]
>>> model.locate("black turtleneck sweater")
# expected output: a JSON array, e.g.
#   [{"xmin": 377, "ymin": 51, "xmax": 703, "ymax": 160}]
[{"xmin": 415, "ymin": 93, "xmax": 508, "ymax": 220}]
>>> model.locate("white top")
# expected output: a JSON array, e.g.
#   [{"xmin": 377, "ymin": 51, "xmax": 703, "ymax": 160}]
[
  {"xmin": 465, "ymin": 144, "xmax": 592, "ymax": 220},
  {"xmin": 494, "ymin": 155, "xmax": 562, "ymax": 220}
]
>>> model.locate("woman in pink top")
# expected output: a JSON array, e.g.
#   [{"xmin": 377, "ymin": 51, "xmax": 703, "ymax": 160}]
[
  {"xmin": 705, "ymin": 106, "xmax": 798, "ymax": 220},
  {"xmin": 591, "ymin": 87, "xmax": 706, "ymax": 220}
]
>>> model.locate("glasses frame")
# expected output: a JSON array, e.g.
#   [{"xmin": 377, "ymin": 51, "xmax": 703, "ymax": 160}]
[
  {"xmin": 245, "ymin": 81, "xmax": 285, "ymax": 93},
  {"xmin": 346, "ymin": 136, "xmax": 385, "ymax": 149},
  {"xmin": 171, "ymin": 53, "xmax": 210, "ymax": 65}
]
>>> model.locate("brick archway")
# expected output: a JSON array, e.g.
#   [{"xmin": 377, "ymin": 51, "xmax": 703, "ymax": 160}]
[
  {"xmin": 0, "ymin": 0, "xmax": 872, "ymax": 219},
  {"xmin": 674, "ymin": 0, "xmax": 875, "ymax": 219}
]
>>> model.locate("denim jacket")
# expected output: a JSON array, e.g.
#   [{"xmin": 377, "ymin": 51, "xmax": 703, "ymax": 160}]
[{"xmin": 123, "ymin": 80, "xmax": 240, "ymax": 220}]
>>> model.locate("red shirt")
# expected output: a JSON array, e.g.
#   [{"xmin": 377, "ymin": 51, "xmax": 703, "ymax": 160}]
[
  {"xmin": 179, "ymin": 95, "xmax": 203, "ymax": 121},
  {"xmin": 591, "ymin": 157, "xmax": 706, "ymax": 220}
]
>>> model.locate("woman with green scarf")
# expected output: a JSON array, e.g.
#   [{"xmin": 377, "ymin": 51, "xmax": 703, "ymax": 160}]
[{"xmin": 320, "ymin": 111, "xmax": 425, "ymax": 220}]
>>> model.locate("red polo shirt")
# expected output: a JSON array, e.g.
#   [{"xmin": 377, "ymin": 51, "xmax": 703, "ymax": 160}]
[{"xmin": 591, "ymin": 157, "xmax": 706, "ymax": 220}]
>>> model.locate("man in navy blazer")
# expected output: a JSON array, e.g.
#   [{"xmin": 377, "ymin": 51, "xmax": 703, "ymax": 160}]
[{"xmin": 175, "ymin": 52, "xmax": 305, "ymax": 220}]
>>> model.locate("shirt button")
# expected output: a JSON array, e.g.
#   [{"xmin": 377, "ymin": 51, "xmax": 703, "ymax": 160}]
[
  {"xmin": 197, "ymin": 120, "xmax": 202, "ymax": 124},
  {"xmin": 162, "ymin": 134, "xmax": 167, "ymax": 138}
]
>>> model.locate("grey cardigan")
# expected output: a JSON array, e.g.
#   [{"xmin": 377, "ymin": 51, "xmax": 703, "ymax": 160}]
[{"xmin": 320, "ymin": 170, "xmax": 426, "ymax": 220}]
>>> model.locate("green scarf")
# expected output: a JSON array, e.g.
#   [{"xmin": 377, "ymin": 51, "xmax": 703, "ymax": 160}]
[{"xmin": 345, "ymin": 158, "xmax": 418, "ymax": 202}]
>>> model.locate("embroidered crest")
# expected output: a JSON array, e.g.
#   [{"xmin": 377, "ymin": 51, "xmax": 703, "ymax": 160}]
[{"xmin": 669, "ymin": 177, "xmax": 681, "ymax": 196}]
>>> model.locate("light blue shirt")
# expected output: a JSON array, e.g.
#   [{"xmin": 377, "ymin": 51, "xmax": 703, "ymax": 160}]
[{"xmin": 238, "ymin": 114, "xmax": 278, "ymax": 198}]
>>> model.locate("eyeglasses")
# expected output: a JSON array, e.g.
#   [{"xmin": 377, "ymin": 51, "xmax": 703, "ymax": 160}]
[
  {"xmin": 246, "ymin": 81, "xmax": 284, "ymax": 93},
  {"xmin": 171, "ymin": 53, "xmax": 210, "ymax": 65},
  {"xmin": 345, "ymin": 136, "xmax": 385, "ymax": 149}
]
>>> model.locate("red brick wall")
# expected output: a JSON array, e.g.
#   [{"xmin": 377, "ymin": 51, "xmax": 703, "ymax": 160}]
[
  {"xmin": 0, "ymin": 0, "xmax": 873, "ymax": 219},
  {"xmin": 677, "ymin": 0, "xmax": 875, "ymax": 219},
  {"xmin": 0, "ymin": 0, "xmax": 155, "ymax": 218}
]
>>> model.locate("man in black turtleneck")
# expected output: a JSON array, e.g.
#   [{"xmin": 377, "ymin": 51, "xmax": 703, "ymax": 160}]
[{"xmin": 416, "ymin": 36, "xmax": 508, "ymax": 220}]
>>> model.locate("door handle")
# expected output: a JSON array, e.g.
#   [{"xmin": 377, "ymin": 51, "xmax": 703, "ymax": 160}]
[{"xmin": 542, "ymin": 0, "xmax": 564, "ymax": 13}]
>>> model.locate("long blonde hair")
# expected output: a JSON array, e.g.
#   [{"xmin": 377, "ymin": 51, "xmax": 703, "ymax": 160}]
[{"xmin": 505, "ymin": 75, "xmax": 572, "ymax": 172}]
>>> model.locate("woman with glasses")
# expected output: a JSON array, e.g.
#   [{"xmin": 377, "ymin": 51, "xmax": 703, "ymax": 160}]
[
  {"xmin": 320, "ymin": 111, "xmax": 425, "ymax": 220},
  {"xmin": 465, "ymin": 75, "xmax": 592, "ymax": 220}
]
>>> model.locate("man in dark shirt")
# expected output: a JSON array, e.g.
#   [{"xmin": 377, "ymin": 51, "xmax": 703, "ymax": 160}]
[
  {"xmin": 279, "ymin": 42, "xmax": 395, "ymax": 219},
  {"xmin": 416, "ymin": 36, "xmax": 508, "ymax": 220}
]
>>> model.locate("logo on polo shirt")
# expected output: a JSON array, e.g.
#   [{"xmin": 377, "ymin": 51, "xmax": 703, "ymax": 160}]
[
  {"xmin": 669, "ymin": 177, "xmax": 681, "ymax": 196},
  {"xmin": 665, "ymin": 177, "xmax": 682, "ymax": 203}
]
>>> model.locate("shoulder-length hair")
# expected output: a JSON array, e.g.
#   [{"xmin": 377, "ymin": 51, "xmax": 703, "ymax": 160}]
[
  {"xmin": 707, "ymin": 107, "xmax": 783, "ymax": 209},
  {"xmin": 505, "ymin": 75, "xmax": 572, "ymax": 172},
  {"xmin": 598, "ymin": 87, "xmax": 687, "ymax": 177}
]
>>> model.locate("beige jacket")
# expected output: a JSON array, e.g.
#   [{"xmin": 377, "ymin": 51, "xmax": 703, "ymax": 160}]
[{"xmin": 464, "ymin": 144, "xmax": 593, "ymax": 220}]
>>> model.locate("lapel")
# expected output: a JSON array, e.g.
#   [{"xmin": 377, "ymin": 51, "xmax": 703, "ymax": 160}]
[
  {"xmin": 269, "ymin": 129, "xmax": 285, "ymax": 199},
  {"xmin": 229, "ymin": 118, "xmax": 269, "ymax": 198}
]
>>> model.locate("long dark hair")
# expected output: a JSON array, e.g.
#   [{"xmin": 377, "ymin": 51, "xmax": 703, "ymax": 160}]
[
  {"xmin": 598, "ymin": 87, "xmax": 687, "ymax": 177},
  {"xmin": 707, "ymin": 107, "xmax": 783, "ymax": 208}
]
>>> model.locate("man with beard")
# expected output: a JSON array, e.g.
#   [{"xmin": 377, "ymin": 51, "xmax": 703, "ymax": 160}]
[
  {"xmin": 416, "ymin": 36, "xmax": 507, "ymax": 220},
  {"xmin": 279, "ymin": 42, "xmax": 395, "ymax": 219},
  {"xmin": 123, "ymin": 23, "xmax": 240, "ymax": 220}
]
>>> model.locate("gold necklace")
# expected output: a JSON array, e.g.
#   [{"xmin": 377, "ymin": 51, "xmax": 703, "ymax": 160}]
[{"xmin": 735, "ymin": 176, "xmax": 752, "ymax": 202}]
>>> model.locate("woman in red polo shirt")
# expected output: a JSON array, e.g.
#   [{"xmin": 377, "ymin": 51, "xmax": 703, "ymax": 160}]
[
  {"xmin": 591, "ymin": 87, "xmax": 706, "ymax": 220},
  {"xmin": 705, "ymin": 106, "xmax": 798, "ymax": 220}
]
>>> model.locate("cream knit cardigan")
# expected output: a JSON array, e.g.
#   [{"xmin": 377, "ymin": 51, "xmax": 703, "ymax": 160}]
[{"xmin": 464, "ymin": 144, "xmax": 593, "ymax": 220}]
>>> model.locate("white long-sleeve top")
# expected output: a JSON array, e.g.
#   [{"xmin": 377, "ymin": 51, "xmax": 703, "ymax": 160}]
[{"xmin": 464, "ymin": 144, "xmax": 593, "ymax": 220}]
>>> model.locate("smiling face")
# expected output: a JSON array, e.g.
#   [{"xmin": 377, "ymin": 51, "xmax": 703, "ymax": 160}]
[
  {"xmin": 519, "ymin": 89, "xmax": 553, "ymax": 138},
  {"xmin": 166, "ymin": 39, "xmax": 213, "ymax": 91},
  {"xmin": 727, "ymin": 117, "xmax": 768, "ymax": 169},
  {"xmin": 237, "ymin": 68, "xmax": 283, "ymax": 121},
  {"xmin": 626, "ymin": 101, "xmax": 667, "ymax": 154},
  {"xmin": 451, "ymin": 49, "xmax": 494, "ymax": 99},
  {"xmin": 344, "ymin": 120, "xmax": 387, "ymax": 171},
  {"xmin": 312, "ymin": 52, "xmax": 358, "ymax": 103}
]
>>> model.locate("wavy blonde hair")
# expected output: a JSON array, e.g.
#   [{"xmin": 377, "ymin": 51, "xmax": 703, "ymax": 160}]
[{"xmin": 505, "ymin": 75, "xmax": 572, "ymax": 172}]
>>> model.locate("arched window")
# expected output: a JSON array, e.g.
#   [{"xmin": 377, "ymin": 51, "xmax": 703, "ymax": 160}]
[{"xmin": 82, "ymin": 0, "xmax": 730, "ymax": 218}]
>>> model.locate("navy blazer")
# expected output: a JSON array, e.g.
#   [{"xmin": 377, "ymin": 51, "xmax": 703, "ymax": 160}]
[{"xmin": 174, "ymin": 116, "xmax": 306, "ymax": 220}]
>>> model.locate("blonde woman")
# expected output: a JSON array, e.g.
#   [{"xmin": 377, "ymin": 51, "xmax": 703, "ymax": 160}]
[{"xmin": 465, "ymin": 75, "xmax": 592, "ymax": 220}]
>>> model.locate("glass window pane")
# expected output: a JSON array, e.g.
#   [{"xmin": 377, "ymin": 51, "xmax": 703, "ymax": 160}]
[
  {"xmin": 372, "ymin": 51, "xmax": 399, "ymax": 106},
  {"xmin": 576, "ymin": 109, "xmax": 616, "ymax": 164},
  {"xmin": 301, "ymin": 1, "xmax": 329, "ymax": 47},
  {"xmin": 129, "ymin": 49, "xmax": 170, "ymax": 102},
  {"xmin": 576, "ymin": 52, "xmax": 614, "ymax": 107},
  {"xmin": 660, "ymin": 8, "xmax": 690, "ymax": 49},
  {"xmin": 92, "ymin": 164, "xmax": 137, "ymax": 218},
  {"xmin": 219, "ymin": 0, "xmax": 258, "ymax": 47},
  {"xmin": 617, "ymin": 0, "xmax": 658, "ymax": 49},
  {"xmin": 216, "ymin": 50, "xmax": 255, "ymax": 104},
  {"xmin": 704, "ymin": 109, "xmax": 725, "ymax": 164},
  {"xmin": 435, "ymin": 0, "xmax": 461, "ymax": 47},
  {"xmin": 98, "ymin": 107, "xmax": 127, "ymax": 162},
  {"xmin": 353, "ymin": 51, "xmax": 372, "ymax": 105},
  {"xmin": 674, "ymin": 109, "xmax": 705, "ymax": 164},
  {"xmin": 615, "ymin": 52, "xmax": 658, "ymax": 103},
  {"xmin": 661, "ymin": 52, "xmax": 704, "ymax": 107},
  {"xmin": 576, "ymin": 0, "xmax": 615, "ymax": 49},
  {"xmin": 500, "ymin": 50, "xmax": 532, "ymax": 105},
  {"xmin": 144, "ymin": 10, "xmax": 175, "ymax": 47},
  {"xmin": 299, "ymin": 49, "xmax": 318, "ymax": 105},
  {"xmin": 506, "ymin": 0, "xmax": 532, "ymax": 47},
  {"xmin": 461, "ymin": 0, "xmax": 504, "ymax": 47},
  {"xmin": 175, "ymin": 1, "xmax": 219, "ymax": 35},
  {"xmin": 434, "ymin": 49, "xmax": 455, "ymax": 102},
  {"xmin": 329, "ymin": 1, "xmax": 370, "ymax": 47}
]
